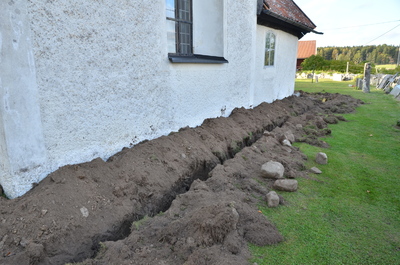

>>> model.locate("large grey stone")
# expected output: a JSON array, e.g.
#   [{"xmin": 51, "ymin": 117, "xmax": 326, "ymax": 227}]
[
  {"xmin": 266, "ymin": 191, "xmax": 280, "ymax": 208},
  {"xmin": 261, "ymin": 161, "xmax": 285, "ymax": 179},
  {"xmin": 273, "ymin": 179, "xmax": 298, "ymax": 192},
  {"xmin": 316, "ymin": 152, "xmax": 328, "ymax": 164}
]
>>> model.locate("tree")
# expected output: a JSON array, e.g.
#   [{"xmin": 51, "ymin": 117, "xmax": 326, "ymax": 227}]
[
  {"xmin": 315, "ymin": 45, "xmax": 398, "ymax": 67},
  {"xmin": 318, "ymin": 47, "xmax": 333, "ymax": 60},
  {"xmin": 353, "ymin": 51, "xmax": 362, "ymax": 64},
  {"xmin": 337, "ymin": 54, "xmax": 346, "ymax": 61},
  {"xmin": 332, "ymin": 48, "xmax": 339, "ymax": 60},
  {"xmin": 366, "ymin": 50, "xmax": 377, "ymax": 63},
  {"xmin": 301, "ymin": 55, "xmax": 328, "ymax": 70}
]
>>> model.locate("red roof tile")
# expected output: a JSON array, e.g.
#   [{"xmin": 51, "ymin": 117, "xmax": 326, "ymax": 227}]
[
  {"xmin": 297, "ymin": 40, "xmax": 317, "ymax": 59},
  {"xmin": 264, "ymin": 0, "xmax": 316, "ymax": 30}
]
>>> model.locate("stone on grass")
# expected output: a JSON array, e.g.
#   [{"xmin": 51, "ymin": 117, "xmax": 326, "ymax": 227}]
[
  {"xmin": 316, "ymin": 152, "xmax": 328, "ymax": 164},
  {"xmin": 273, "ymin": 179, "xmax": 298, "ymax": 192},
  {"xmin": 261, "ymin": 161, "xmax": 284, "ymax": 179},
  {"xmin": 266, "ymin": 191, "xmax": 280, "ymax": 208},
  {"xmin": 310, "ymin": 167, "xmax": 322, "ymax": 174}
]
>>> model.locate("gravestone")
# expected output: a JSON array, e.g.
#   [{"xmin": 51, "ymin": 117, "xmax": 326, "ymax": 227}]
[
  {"xmin": 377, "ymin": 75, "xmax": 391, "ymax": 89},
  {"xmin": 363, "ymin": 63, "xmax": 371, "ymax": 93},
  {"xmin": 356, "ymin": 78, "xmax": 363, "ymax": 90},
  {"xmin": 390, "ymin": 85, "xmax": 400, "ymax": 99}
]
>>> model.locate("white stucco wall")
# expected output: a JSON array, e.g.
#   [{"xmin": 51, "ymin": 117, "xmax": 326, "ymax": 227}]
[
  {"xmin": 169, "ymin": 0, "xmax": 258, "ymax": 128},
  {"xmin": 253, "ymin": 26, "xmax": 299, "ymax": 106},
  {"xmin": 0, "ymin": 0, "xmax": 47, "ymax": 198},
  {"xmin": 29, "ymin": 0, "xmax": 174, "ymax": 165},
  {"xmin": 0, "ymin": 0, "xmax": 299, "ymax": 198}
]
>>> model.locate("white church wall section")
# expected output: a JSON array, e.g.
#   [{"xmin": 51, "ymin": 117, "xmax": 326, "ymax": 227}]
[{"xmin": 0, "ymin": 0, "xmax": 298, "ymax": 198}]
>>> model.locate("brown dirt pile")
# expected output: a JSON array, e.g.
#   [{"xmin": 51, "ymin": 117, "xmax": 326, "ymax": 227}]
[{"xmin": 0, "ymin": 92, "xmax": 363, "ymax": 265}]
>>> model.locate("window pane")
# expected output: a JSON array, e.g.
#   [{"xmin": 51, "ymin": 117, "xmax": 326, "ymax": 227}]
[
  {"xmin": 265, "ymin": 33, "xmax": 270, "ymax": 49},
  {"xmin": 180, "ymin": 43, "xmax": 190, "ymax": 54},
  {"xmin": 270, "ymin": 34, "xmax": 275, "ymax": 50},
  {"xmin": 179, "ymin": 22, "xmax": 191, "ymax": 54},
  {"xmin": 167, "ymin": 20, "xmax": 177, "ymax": 53},
  {"xmin": 178, "ymin": 0, "xmax": 190, "ymax": 21},
  {"xmin": 166, "ymin": 0, "xmax": 175, "ymax": 18},
  {"xmin": 270, "ymin": 50, "xmax": 275, "ymax": 65},
  {"xmin": 166, "ymin": 0, "xmax": 192, "ymax": 55},
  {"xmin": 265, "ymin": 50, "xmax": 270, "ymax": 66},
  {"xmin": 265, "ymin": 32, "xmax": 275, "ymax": 66}
]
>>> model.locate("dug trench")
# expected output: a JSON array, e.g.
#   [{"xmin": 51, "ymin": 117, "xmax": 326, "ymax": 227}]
[{"xmin": 0, "ymin": 92, "xmax": 363, "ymax": 265}]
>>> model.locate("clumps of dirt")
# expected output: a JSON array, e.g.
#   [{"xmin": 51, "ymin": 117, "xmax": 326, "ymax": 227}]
[
  {"xmin": 0, "ymin": 92, "xmax": 363, "ymax": 265},
  {"xmin": 88, "ymin": 176, "xmax": 283, "ymax": 265}
]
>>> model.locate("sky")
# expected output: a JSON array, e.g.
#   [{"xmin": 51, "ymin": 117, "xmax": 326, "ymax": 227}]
[{"xmin": 293, "ymin": 0, "xmax": 400, "ymax": 47}]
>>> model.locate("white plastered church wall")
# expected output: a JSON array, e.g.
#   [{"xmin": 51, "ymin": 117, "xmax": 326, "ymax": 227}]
[{"xmin": 0, "ymin": 0, "xmax": 299, "ymax": 198}]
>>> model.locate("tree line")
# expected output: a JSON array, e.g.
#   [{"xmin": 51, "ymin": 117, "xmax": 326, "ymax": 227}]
[
  {"xmin": 300, "ymin": 44, "xmax": 400, "ymax": 74},
  {"xmin": 317, "ymin": 44, "xmax": 399, "ymax": 65}
]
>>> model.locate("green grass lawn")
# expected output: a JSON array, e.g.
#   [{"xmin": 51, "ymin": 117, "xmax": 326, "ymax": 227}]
[
  {"xmin": 376, "ymin": 64, "xmax": 397, "ymax": 70},
  {"xmin": 250, "ymin": 79, "xmax": 400, "ymax": 265}
]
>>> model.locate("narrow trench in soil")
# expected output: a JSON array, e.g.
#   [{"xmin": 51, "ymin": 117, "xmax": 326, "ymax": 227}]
[{"xmin": 78, "ymin": 120, "xmax": 286, "ymax": 262}]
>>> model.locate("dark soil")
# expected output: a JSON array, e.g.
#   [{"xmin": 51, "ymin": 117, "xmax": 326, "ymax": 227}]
[{"xmin": 0, "ymin": 91, "xmax": 363, "ymax": 265}]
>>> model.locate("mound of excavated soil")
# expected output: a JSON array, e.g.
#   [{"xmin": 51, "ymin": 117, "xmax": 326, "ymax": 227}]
[{"xmin": 0, "ymin": 92, "xmax": 363, "ymax": 265}]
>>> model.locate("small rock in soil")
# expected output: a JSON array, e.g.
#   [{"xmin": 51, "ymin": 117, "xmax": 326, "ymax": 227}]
[
  {"xmin": 261, "ymin": 161, "xmax": 285, "ymax": 179},
  {"xmin": 273, "ymin": 179, "xmax": 298, "ymax": 192},
  {"xmin": 282, "ymin": 139, "xmax": 292, "ymax": 147},
  {"xmin": 80, "ymin": 207, "xmax": 89, "ymax": 218},
  {"xmin": 284, "ymin": 130, "xmax": 295, "ymax": 143},
  {"xmin": 263, "ymin": 131, "xmax": 274, "ymax": 137},
  {"xmin": 20, "ymin": 237, "xmax": 30, "ymax": 248}
]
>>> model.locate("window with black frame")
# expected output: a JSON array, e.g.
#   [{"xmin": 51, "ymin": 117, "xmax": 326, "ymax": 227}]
[{"xmin": 166, "ymin": 0, "xmax": 192, "ymax": 55}]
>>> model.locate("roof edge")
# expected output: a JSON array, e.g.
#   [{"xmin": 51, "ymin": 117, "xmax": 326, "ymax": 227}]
[
  {"xmin": 289, "ymin": 0, "xmax": 317, "ymax": 29},
  {"xmin": 261, "ymin": 10, "xmax": 323, "ymax": 35}
]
